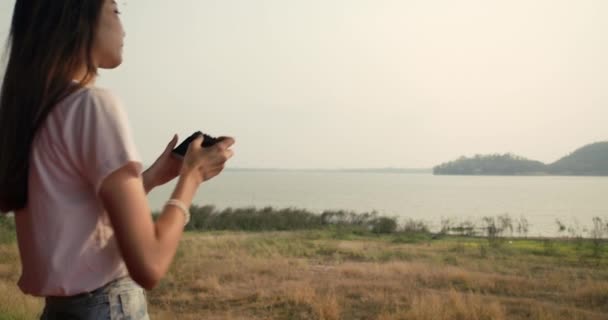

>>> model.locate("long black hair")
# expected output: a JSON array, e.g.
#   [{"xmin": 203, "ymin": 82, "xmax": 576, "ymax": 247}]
[{"xmin": 0, "ymin": 0, "xmax": 105, "ymax": 213}]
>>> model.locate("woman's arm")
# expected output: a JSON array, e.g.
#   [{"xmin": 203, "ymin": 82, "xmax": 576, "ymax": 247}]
[
  {"xmin": 99, "ymin": 163, "xmax": 199, "ymax": 290},
  {"xmin": 99, "ymin": 135, "xmax": 234, "ymax": 290}
]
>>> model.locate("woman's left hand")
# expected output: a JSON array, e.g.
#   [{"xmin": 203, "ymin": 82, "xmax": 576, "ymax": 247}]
[{"xmin": 143, "ymin": 134, "xmax": 182, "ymax": 191}]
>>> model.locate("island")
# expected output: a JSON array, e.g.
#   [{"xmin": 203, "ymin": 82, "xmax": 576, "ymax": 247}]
[{"xmin": 433, "ymin": 141, "xmax": 608, "ymax": 176}]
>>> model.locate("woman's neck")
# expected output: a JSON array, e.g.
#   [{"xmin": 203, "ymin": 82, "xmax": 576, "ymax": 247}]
[{"xmin": 72, "ymin": 66, "xmax": 98, "ymax": 87}]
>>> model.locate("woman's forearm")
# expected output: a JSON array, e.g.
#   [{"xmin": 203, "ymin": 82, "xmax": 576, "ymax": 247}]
[
  {"xmin": 147, "ymin": 173, "xmax": 200, "ymax": 287},
  {"xmin": 142, "ymin": 169, "xmax": 156, "ymax": 194}
]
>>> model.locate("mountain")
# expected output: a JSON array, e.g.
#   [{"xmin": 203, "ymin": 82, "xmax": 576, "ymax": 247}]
[
  {"xmin": 547, "ymin": 142, "xmax": 608, "ymax": 176},
  {"xmin": 433, "ymin": 141, "xmax": 608, "ymax": 176}
]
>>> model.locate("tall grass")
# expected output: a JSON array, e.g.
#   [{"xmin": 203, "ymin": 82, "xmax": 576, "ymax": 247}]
[
  {"xmin": 138, "ymin": 232, "xmax": 608, "ymax": 319},
  {"xmin": 2, "ymin": 227, "xmax": 608, "ymax": 318}
]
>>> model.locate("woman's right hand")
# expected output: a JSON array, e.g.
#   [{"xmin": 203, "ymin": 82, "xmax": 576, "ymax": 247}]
[{"xmin": 180, "ymin": 134, "xmax": 235, "ymax": 184}]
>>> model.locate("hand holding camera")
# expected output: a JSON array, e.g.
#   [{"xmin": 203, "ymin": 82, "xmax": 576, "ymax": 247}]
[{"xmin": 173, "ymin": 131, "xmax": 235, "ymax": 183}]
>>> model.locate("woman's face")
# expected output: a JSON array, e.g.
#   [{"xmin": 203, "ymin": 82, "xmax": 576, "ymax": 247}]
[{"xmin": 92, "ymin": 0, "xmax": 125, "ymax": 69}]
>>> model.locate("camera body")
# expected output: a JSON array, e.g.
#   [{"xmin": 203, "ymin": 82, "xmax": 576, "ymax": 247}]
[{"xmin": 171, "ymin": 131, "xmax": 224, "ymax": 158}]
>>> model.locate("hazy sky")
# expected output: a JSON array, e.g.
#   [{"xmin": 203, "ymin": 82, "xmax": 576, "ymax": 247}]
[{"xmin": 1, "ymin": 0, "xmax": 607, "ymax": 169}]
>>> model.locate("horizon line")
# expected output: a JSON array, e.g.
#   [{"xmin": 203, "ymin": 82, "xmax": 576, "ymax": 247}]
[{"xmin": 224, "ymin": 167, "xmax": 432, "ymax": 172}]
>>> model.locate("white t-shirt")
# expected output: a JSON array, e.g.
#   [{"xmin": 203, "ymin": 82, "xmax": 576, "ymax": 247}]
[{"xmin": 14, "ymin": 86, "xmax": 143, "ymax": 296}]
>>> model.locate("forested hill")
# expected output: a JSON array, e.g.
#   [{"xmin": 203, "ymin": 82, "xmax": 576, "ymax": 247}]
[
  {"xmin": 433, "ymin": 142, "xmax": 608, "ymax": 176},
  {"xmin": 547, "ymin": 142, "xmax": 608, "ymax": 176}
]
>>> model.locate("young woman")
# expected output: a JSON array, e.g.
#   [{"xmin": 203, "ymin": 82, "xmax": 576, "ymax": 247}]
[{"xmin": 0, "ymin": 1, "xmax": 235, "ymax": 318}]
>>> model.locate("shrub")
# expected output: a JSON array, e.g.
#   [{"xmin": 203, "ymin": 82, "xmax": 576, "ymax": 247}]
[
  {"xmin": 154, "ymin": 205, "xmax": 412, "ymax": 235},
  {"xmin": 0, "ymin": 214, "xmax": 16, "ymax": 244},
  {"xmin": 371, "ymin": 217, "xmax": 398, "ymax": 234}
]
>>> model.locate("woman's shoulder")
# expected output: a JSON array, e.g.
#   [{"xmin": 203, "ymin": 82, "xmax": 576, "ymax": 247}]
[
  {"xmin": 60, "ymin": 85, "xmax": 125, "ymax": 117},
  {"xmin": 66, "ymin": 85, "xmax": 122, "ymax": 107}
]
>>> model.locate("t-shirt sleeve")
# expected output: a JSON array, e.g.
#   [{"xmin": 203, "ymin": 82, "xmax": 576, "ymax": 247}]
[{"xmin": 70, "ymin": 88, "xmax": 143, "ymax": 194}]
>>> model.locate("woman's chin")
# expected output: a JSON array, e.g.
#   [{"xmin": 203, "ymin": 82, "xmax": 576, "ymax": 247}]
[{"xmin": 99, "ymin": 56, "xmax": 123, "ymax": 70}]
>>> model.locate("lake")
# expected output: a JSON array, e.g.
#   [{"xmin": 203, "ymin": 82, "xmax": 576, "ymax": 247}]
[{"xmin": 147, "ymin": 170, "xmax": 608, "ymax": 237}]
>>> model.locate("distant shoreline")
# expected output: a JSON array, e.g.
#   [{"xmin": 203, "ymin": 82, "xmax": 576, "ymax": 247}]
[
  {"xmin": 222, "ymin": 168, "xmax": 608, "ymax": 177},
  {"xmin": 225, "ymin": 167, "xmax": 432, "ymax": 174}
]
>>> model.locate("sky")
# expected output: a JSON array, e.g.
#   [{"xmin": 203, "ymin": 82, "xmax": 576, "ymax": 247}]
[{"xmin": 1, "ymin": 0, "xmax": 607, "ymax": 169}]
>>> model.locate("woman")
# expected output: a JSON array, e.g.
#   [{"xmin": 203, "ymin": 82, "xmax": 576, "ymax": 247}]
[{"xmin": 0, "ymin": 0, "xmax": 235, "ymax": 318}]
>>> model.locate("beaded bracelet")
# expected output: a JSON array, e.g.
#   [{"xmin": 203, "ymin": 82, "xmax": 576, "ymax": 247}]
[{"xmin": 165, "ymin": 199, "xmax": 190, "ymax": 227}]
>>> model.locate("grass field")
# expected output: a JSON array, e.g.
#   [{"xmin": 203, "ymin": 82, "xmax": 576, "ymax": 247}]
[{"xmin": 1, "ymin": 229, "xmax": 608, "ymax": 320}]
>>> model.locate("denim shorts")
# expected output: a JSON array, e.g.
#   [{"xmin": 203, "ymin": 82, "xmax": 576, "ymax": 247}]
[{"xmin": 40, "ymin": 276, "xmax": 150, "ymax": 320}]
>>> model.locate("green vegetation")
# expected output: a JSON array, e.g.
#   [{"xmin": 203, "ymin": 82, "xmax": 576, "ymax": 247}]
[
  {"xmin": 153, "ymin": 205, "xmax": 408, "ymax": 235},
  {"xmin": 3, "ymin": 206, "xmax": 606, "ymax": 245},
  {"xmin": 433, "ymin": 153, "xmax": 545, "ymax": 175},
  {"xmin": 146, "ymin": 206, "xmax": 608, "ymax": 261},
  {"xmin": 433, "ymin": 141, "xmax": 608, "ymax": 176},
  {"xmin": 0, "ymin": 215, "xmax": 15, "ymax": 245}
]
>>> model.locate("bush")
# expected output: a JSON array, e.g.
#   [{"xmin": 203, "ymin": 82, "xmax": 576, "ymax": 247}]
[
  {"xmin": 401, "ymin": 218, "xmax": 430, "ymax": 234},
  {"xmin": 481, "ymin": 214, "xmax": 514, "ymax": 248},
  {"xmin": 154, "ymin": 205, "xmax": 412, "ymax": 235},
  {"xmin": 0, "ymin": 214, "xmax": 16, "ymax": 244},
  {"xmin": 371, "ymin": 217, "xmax": 398, "ymax": 234}
]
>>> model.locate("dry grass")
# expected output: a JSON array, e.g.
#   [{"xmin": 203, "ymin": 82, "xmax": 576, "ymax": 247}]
[
  {"xmin": 1, "ymin": 231, "xmax": 608, "ymax": 319},
  {"xmin": 0, "ymin": 244, "xmax": 43, "ymax": 320}
]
